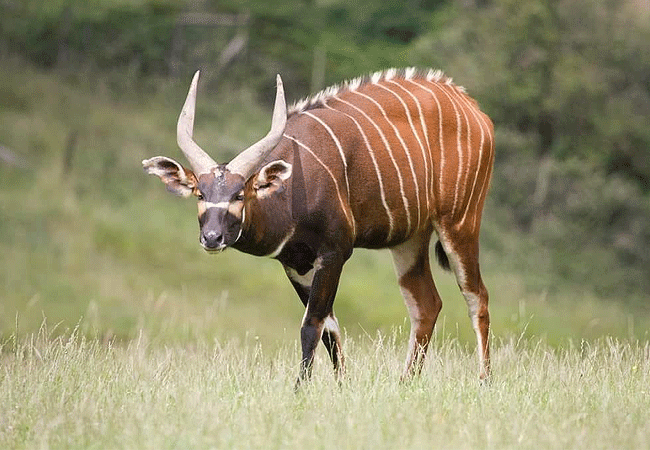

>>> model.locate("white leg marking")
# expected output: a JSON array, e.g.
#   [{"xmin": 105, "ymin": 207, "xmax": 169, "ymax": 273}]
[
  {"xmin": 390, "ymin": 238, "xmax": 419, "ymax": 277},
  {"xmin": 284, "ymin": 134, "xmax": 355, "ymax": 231},
  {"xmin": 390, "ymin": 239, "xmax": 429, "ymax": 373},
  {"xmin": 323, "ymin": 101, "xmax": 396, "ymax": 241},
  {"xmin": 351, "ymin": 89, "xmax": 421, "ymax": 233},
  {"xmin": 323, "ymin": 315, "xmax": 340, "ymax": 335},
  {"xmin": 390, "ymin": 239, "xmax": 423, "ymax": 324},
  {"xmin": 463, "ymin": 291, "xmax": 485, "ymax": 372},
  {"xmin": 333, "ymin": 95, "xmax": 411, "ymax": 233}
]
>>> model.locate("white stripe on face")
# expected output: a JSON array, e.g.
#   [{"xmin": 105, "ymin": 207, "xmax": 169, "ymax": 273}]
[{"xmin": 204, "ymin": 201, "xmax": 230, "ymax": 210}]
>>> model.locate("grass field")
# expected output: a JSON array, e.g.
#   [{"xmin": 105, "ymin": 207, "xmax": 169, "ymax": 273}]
[{"xmin": 1, "ymin": 328, "xmax": 649, "ymax": 450}]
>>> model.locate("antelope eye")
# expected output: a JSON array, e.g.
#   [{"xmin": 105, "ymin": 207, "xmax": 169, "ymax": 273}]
[
  {"xmin": 197, "ymin": 193, "xmax": 204, "ymax": 201},
  {"xmin": 234, "ymin": 192, "xmax": 244, "ymax": 201}
]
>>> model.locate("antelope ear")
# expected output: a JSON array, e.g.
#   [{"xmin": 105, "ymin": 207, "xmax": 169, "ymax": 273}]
[
  {"xmin": 254, "ymin": 160, "xmax": 292, "ymax": 187},
  {"xmin": 253, "ymin": 160, "xmax": 292, "ymax": 196},
  {"xmin": 142, "ymin": 156, "xmax": 198, "ymax": 198}
]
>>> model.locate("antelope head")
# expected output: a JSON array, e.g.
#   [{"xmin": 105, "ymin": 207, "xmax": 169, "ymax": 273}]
[{"xmin": 143, "ymin": 71, "xmax": 290, "ymax": 252}]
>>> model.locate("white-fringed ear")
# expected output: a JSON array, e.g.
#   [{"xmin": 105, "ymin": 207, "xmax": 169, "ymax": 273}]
[
  {"xmin": 142, "ymin": 156, "xmax": 198, "ymax": 197},
  {"xmin": 256, "ymin": 160, "xmax": 292, "ymax": 185},
  {"xmin": 253, "ymin": 160, "xmax": 292, "ymax": 197}
]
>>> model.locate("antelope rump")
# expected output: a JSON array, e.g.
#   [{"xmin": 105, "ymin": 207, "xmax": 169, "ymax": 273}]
[{"xmin": 143, "ymin": 68, "xmax": 495, "ymax": 385}]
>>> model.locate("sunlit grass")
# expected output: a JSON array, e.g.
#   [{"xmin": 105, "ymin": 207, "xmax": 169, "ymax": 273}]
[{"xmin": 1, "ymin": 327, "xmax": 649, "ymax": 450}]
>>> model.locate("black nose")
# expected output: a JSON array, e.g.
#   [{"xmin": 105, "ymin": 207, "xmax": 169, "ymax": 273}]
[{"xmin": 201, "ymin": 230, "xmax": 224, "ymax": 249}]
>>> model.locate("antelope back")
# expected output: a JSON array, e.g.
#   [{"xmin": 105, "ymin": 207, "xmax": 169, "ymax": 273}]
[{"xmin": 279, "ymin": 68, "xmax": 495, "ymax": 248}]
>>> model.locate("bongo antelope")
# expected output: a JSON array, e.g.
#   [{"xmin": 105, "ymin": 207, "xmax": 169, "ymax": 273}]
[{"xmin": 143, "ymin": 68, "xmax": 495, "ymax": 384}]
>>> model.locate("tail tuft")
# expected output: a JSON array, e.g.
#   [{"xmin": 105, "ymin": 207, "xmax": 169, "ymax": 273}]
[{"xmin": 434, "ymin": 240, "xmax": 451, "ymax": 272}]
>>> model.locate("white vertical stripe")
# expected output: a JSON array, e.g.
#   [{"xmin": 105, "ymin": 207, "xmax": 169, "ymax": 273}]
[
  {"xmin": 446, "ymin": 86, "xmax": 470, "ymax": 220},
  {"xmin": 323, "ymin": 101, "xmax": 396, "ymax": 241},
  {"xmin": 454, "ymin": 93, "xmax": 488, "ymax": 231},
  {"xmin": 449, "ymin": 89, "xmax": 494, "ymax": 233},
  {"xmin": 407, "ymin": 79, "xmax": 446, "ymax": 204},
  {"xmin": 473, "ymin": 125, "xmax": 495, "ymax": 233},
  {"xmin": 472, "ymin": 111, "xmax": 494, "ymax": 233},
  {"xmin": 351, "ymin": 89, "xmax": 421, "ymax": 232},
  {"xmin": 387, "ymin": 80, "xmax": 433, "ymax": 201},
  {"xmin": 414, "ymin": 79, "xmax": 494, "ymax": 232},
  {"xmin": 380, "ymin": 81, "xmax": 432, "ymax": 219},
  {"xmin": 419, "ymin": 80, "xmax": 465, "ymax": 217},
  {"xmin": 302, "ymin": 111, "xmax": 351, "ymax": 197},
  {"xmin": 459, "ymin": 98, "xmax": 475, "ymax": 225},
  {"xmin": 333, "ymin": 95, "xmax": 412, "ymax": 233},
  {"xmin": 284, "ymin": 134, "xmax": 356, "ymax": 232}
]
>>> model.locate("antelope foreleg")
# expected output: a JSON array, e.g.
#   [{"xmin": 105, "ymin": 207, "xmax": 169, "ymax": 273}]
[
  {"xmin": 284, "ymin": 265, "xmax": 345, "ymax": 378},
  {"xmin": 295, "ymin": 252, "xmax": 346, "ymax": 388}
]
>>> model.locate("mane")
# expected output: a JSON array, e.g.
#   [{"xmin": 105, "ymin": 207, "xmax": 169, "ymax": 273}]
[{"xmin": 288, "ymin": 67, "xmax": 467, "ymax": 116}]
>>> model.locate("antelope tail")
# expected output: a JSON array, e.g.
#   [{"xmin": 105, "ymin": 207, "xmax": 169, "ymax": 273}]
[{"xmin": 434, "ymin": 240, "xmax": 451, "ymax": 272}]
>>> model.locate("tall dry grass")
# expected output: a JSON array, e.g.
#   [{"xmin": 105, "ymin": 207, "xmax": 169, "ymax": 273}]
[{"xmin": 2, "ymin": 325, "xmax": 648, "ymax": 449}]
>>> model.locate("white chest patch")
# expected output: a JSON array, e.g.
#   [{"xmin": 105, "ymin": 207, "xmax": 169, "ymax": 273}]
[
  {"xmin": 266, "ymin": 228, "xmax": 295, "ymax": 258},
  {"xmin": 284, "ymin": 265, "xmax": 318, "ymax": 289}
]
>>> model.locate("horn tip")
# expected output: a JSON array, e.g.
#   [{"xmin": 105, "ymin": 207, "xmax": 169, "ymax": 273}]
[{"xmin": 191, "ymin": 70, "xmax": 201, "ymax": 87}]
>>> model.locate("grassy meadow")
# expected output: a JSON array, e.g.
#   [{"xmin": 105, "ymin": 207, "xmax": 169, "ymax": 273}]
[
  {"xmin": 1, "ymin": 328, "xmax": 649, "ymax": 450},
  {"xmin": 1, "ymin": 59, "xmax": 649, "ymax": 448}
]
